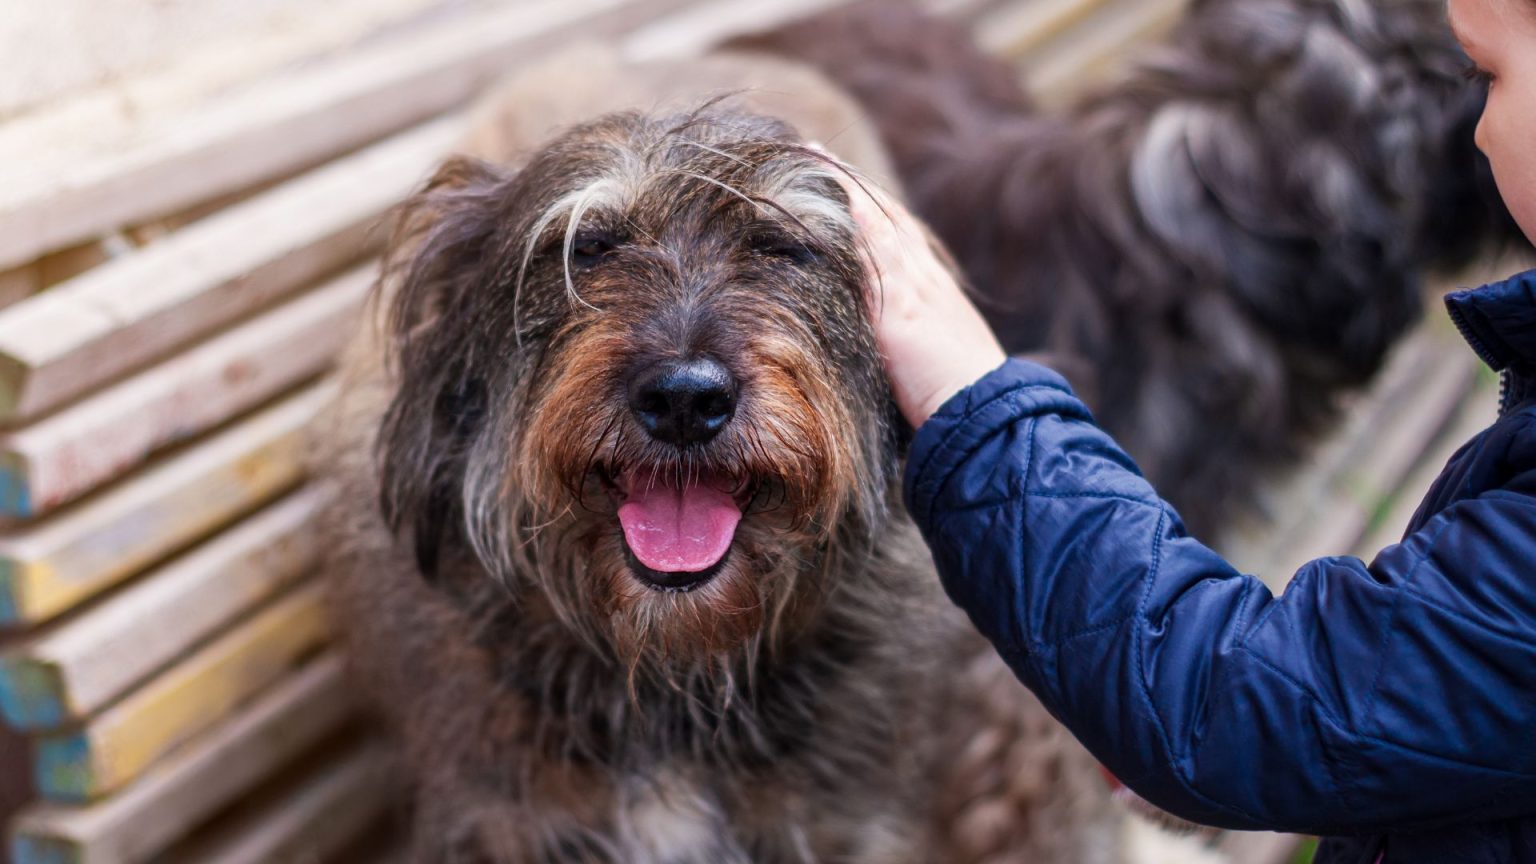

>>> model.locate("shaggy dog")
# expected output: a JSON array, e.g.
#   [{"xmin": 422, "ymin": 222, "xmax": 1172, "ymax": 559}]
[
  {"xmin": 736, "ymin": 0, "xmax": 1525, "ymax": 537},
  {"xmin": 318, "ymin": 49, "xmax": 1121, "ymax": 863}
]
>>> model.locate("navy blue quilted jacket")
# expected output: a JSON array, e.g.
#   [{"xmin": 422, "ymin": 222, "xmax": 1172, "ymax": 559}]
[{"xmin": 906, "ymin": 270, "xmax": 1536, "ymax": 863}]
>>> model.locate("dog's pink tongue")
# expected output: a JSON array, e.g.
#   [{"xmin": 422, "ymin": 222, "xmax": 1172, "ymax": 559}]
[{"xmin": 618, "ymin": 477, "xmax": 742, "ymax": 573}]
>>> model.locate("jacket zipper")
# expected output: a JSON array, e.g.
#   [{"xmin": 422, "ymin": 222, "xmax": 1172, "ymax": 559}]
[{"xmin": 1447, "ymin": 302, "xmax": 1517, "ymax": 418}]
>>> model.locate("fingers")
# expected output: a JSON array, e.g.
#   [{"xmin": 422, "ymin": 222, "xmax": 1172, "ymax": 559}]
[
  {"xmin": 836, "ymin": 176, "xmax": 932, "ymax": 306},
  {"xmin": 835, "ymin": 174, "xmax": 894, "ymax": 317},
  {"xmin": 840, "ymin": 176, "xmax": 911, "ymax": 250},
  {"xmin": 831, "ymin": 171, "xmax": 1007, "ymax": 426}
]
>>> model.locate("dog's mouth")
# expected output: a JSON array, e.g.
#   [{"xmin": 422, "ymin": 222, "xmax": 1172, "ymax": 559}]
[{"xmin": 608, "ymin": 468, "xmax": 749, "ymax": 592}]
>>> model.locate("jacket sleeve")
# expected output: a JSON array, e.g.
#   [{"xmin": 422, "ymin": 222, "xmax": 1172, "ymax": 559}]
[{"xmin": 905, "ymin": 358, "xmax": 1536, "ymax": 836}]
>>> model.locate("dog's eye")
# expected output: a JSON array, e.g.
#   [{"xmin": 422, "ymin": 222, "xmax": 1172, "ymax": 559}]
[
  {"xmin": 571, "ymin": 232, "xmax": 619, "ymax": 267},
  {"xmin": 751, "ymin": 236, "xmax": 818, "ymax": 266}
]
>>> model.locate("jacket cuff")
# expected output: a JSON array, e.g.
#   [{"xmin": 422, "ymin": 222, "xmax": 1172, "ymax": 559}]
[{"xmin": 903, "ymin": 358, "xmax": 1092, "ymax": 526}]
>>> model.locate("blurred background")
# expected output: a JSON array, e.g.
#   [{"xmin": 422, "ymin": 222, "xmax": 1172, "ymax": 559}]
[{"xmin": 0, "ymin": 1, "xmax": 1527, "ymax": 862}]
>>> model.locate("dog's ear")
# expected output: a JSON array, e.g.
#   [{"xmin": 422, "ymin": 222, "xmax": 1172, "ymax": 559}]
[{"xmin": 376, "ymin": 156, "xmax": 512, "ymax": 579}]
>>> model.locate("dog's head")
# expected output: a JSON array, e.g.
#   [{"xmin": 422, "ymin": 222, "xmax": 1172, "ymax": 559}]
[{"xmin": 377, "ymin": 107, "xmax": 899, "ymax": 672}]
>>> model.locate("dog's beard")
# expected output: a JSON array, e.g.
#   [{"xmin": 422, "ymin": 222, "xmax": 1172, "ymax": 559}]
[
  {"xmin": 507, "ymin": 487, "xmax": 828, "ymax": 680},
  {"xmin": 491, "ymin": 341, "xmax": 871, "ymax": 682}
]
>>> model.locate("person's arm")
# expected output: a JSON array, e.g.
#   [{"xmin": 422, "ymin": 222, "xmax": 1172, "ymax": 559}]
[
  {"xmin": 845, "ymin": 181, "xmax": 1536, "ymax": 835},
  {"xmin": 906, "ymin": 356, "xmax": 1536, "ymax": 835}
]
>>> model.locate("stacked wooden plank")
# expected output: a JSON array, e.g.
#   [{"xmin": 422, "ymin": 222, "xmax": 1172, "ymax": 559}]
[{"xmin": 0, "ymin": 96, "xmax": 432, "ymax": 864}]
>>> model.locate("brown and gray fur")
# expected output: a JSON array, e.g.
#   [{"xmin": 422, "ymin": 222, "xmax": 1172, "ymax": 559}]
[
  {"xmin": 736, "ymin": 0, "xmax": 1528, "ymax": 539},
  {"xmin": 317, "ymin": 48, "xmax": 1119, "ymax": 864}
]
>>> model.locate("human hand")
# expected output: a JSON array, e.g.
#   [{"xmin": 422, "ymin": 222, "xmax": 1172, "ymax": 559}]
[{"xmin": 843, "ymin": 179, "xmax": 1006, "ymax": 428}]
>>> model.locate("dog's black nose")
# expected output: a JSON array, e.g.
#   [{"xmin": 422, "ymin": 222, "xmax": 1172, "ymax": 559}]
[{"xmin": 628, "ymin": 358, "xmax": 737, "ymax": 447}]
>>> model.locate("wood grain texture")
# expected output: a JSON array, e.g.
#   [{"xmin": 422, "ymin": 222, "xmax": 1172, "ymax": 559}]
[
  {"xmin": 0, "ymin": 488, "xmax": 329, "ymax": 730},
  {"xmin": 1021, "ymin": 0, "xmax": 1187, "ymax": 102},
  {"xmin": 0, "ymin": 0, "xmax": 662, "ymax": 272},
  {"xmin": 623, "ymin": 0, "xmax": 851, "ymax": 60},
  {"xmin": 8, "ymin": 656, "xmax": 351, "ymax": 864},
  {"xmin": 0, "ymin": 267, "xmax": 369, "ymax": 518},
  {"xmin": 162, "ymin": 742, "xmax": 394, "ymax": 864},
  {"xmin": 0, "ymin": 120, "xmax": 455, "ymax": 424},
  {"xmin": 31, "ymin": 583, "xmax": 331, "ymax": 804},
  {"xmin": 0, "ymin": 385, "xmax": 328, "ymax": 628},
  {"xmin": 975, "ymin": 0, "xmax": 1112, "ymax": 57}
]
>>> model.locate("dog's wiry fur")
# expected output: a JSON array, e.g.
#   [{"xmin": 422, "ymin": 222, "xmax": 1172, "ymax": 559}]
[
  {"xmin": 736, "ymin": 0, "xmax": 1528, "ymax": 537},
  {"xmin": 318, "ymin": 49, "xmax": 1120, "ymax": 864}
]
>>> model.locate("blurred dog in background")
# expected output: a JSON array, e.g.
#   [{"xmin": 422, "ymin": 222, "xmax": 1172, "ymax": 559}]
[{"xmin": 737, "ymin": 0, "xmax": 1523, "ymax": 536}]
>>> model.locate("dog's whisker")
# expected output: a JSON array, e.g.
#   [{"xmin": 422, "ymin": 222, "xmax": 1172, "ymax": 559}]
[
  {"xmin": 674, "ymin": 137, "xmax": 755, "ymax": 168},
  {"xmin": 620, "ymin": 212, "xmax": 660, "ymax": 248},
  {"xmin": 664, "ymin": 169, "xmax": 769, "ymax": 217}
]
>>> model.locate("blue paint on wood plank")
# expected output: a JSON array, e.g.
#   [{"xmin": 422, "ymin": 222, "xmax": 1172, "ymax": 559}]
[
  {"xmin": 0, "ymin": 560, "xmax": 18, "ymax": 625},
  {"xmin": 0, "ymin": 462, "xmax": 30, "ymax": 518},
  {"xmin": 0, "ymin": 657, "xmax": 66, "ymax": 730},
  {"xmin": 34, "ymin": 733, "xmax": 92, "ymax": 804},
  {"xmin": 11, "ymin": 834, "xmax": 79, "ymax": 864}
]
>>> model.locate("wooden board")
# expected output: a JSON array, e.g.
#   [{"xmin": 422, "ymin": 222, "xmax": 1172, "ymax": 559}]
[
  {"xmin": 0, "ymin": 385, "xmax": 328, "ymax": 629},
  {"xmin": 1021, "ymin": 0, "xmax": 1187, "ymax": 102},
  {"xmin": 1354, "ymin": 375, "xmax": 1500, "ymax": 557},
  {"xmin": 162, "ymin": 742, "xmax": 394, "ymax": 864},
  {"xmin": 975, "ymin": 0, "xmax": 1114, "ymax": 58},
  {"xmin": 0, "ymin": 0, "xmax": 450, "ymax": 122},
  {"xmin": 1316, "ymin": 344, "xmax": 1478, "ymax": 551},
  {"xmin": 623, "ymin": 0, "xmax": 852, "ymax": 60},
  {"xmin": 0, "ymin": 267, "xmax": 39, "ymax": 311},
  {"xmin": 920, "ymin": 0, "xmax": 1010, "ymax": 21},
  {"xmin": 0, "ymin": 267, "xmax": 370, "ymax": 518},
  {"xmin": 32, "ymin": 584, "xmax": 331, "ymax": 803},
  {"xmin": 8, "ymin": 656, "xmax": 352, "ymax": 864},
  {"xmin": 0, "ymin": 119, "xmax": 456, "ymax": 425},
  {"xmin": 1218, "ymin": 831, "xmax": 1301, "ymax": 864},
  {"xmin": 0, "ymin": 0, "xmax": 683, "ymax": 273},
  {"xmin": 0, "ymin": 489, "xmax": 329, "ymax": 730},
  {"xmin": 33, "ymin": 243, "xmax": 113, "ymax": 294}
]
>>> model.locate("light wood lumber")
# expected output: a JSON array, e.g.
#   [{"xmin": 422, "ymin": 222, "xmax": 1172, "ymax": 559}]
[
  {"xmin": 8, "ymin": 655, "xmax": 351, "ymax": 864},
  {"xmin": 0, "ymin": 385, "xmax": 327, "ymax": 628},
  {"xmin": 0, "ymin": 489, "xmax": 328, "ymax": 729},
  {"xmin": 1217, "ymin": 832, "xmax": 1302, "ymax": 864},
  {"xmin": 1354, "ymin": 377, "xmax": 1500, "ymax": 556},
  {"xmin": 0, "ymin": 267, "xmax": 369, "ymax": 517},
  {"xmin": 976, "ymin": 0, "xmax": 1113, "ymax": 58},
  {"xmin": 163, "ymin": 742, "xmax": 394, "ymax": 864},
  {"xmin": 0, "ymin": 267, "xmax": 38, "ymax": 311},
  {"xmin": 1022, "ymin": 0, "xmax": 1186, "ymax": 102},
  {"xmin": 0, "ymin": 0, "xmax": 664, "ymax": 272},
  {"xmin": 32, "ymin": 584, "xmax": 331, "ymax": 803},
  {"xmin": 623, "ymin": 0, "xmax": 853, "ymax": 61},
  {"xmin": 0, "ymin": 120, "xmax": 455, "ymax": 424}
]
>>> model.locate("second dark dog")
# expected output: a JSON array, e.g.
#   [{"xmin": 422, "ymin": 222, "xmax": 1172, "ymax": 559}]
[{"xmin": 737, "ymin": 0, "xmax": 1524, "ymax": 536}]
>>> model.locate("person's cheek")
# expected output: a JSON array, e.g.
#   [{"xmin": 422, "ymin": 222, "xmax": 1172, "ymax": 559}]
[
  {"xmin": 1508, "ymin": 78, "xmax": 1536, "ymax": 243},
  {"xmin": 1477, "ymin": 91, "xmax": 1521, "ymax": 233}
]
